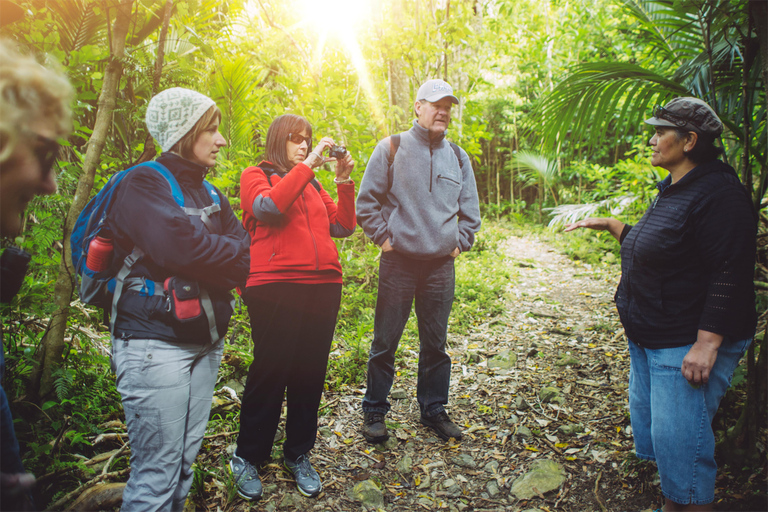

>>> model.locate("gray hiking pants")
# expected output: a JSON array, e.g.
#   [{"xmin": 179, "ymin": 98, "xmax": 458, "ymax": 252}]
[{"xmin": 113, "ymin": 337, "xmax": 223, "ymax": 511}]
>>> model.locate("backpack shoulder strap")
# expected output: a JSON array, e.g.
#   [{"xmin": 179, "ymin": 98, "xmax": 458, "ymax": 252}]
[
  {"xmin": 450, "ymin": 142, "xmax": 462, "ymax": 166},
  {"xmin": 202, "ymin": 180, "xmax": 221, "ymax": 206},
  {"xmin": 387, "ymin": 134, "xmax": 401, "ymax": 168},
  {"xmin": 135, "ymin": 161, "xmax": 185, "ymax": 207},
  {"xmin": 138, "ymin": 161, "xmax": 222, "ymax": 231},
  {"xmin": 139, "ymin": 161, "xmax": 220, "ymax": 208}
]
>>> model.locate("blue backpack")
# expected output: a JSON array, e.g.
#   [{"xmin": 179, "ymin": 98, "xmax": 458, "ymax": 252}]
[{"xmin": 71, "ymin": 161, "xmax": 222, "ymax": 340}]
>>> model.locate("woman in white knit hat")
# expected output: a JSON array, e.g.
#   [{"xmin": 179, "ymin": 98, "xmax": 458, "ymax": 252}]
[{"xmin": 104, "ymin": 87, "xmax": 250, "ymax": 511}]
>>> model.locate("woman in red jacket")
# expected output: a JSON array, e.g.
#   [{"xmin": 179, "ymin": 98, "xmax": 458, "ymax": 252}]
[{"xmin": 231, "ymin": 114, "xmax": 355, "ymax": 500}]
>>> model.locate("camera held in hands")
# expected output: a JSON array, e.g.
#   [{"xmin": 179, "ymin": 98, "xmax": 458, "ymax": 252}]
[{"xmin": 328, "ymin": 145, "xmax": 347, "ymax": 160}]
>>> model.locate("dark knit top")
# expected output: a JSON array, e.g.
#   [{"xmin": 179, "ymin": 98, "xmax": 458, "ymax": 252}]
[{"xmin": 616, "ymin": 159, "xmax": 757, "ymax": 349}]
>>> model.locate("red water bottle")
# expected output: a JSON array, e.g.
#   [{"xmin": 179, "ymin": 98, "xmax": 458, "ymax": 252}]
[{"xmin": 86, "ymin": 236, "xmax": 114, "ymax": 272}]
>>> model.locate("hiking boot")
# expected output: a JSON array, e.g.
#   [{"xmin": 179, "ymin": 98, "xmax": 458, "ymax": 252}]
[
  {"xmin": 420, "ymin": 411, "xmax": 463, "ymax": 441},
  {"xmin": 284, "ymin": 453, "xmax": 322, "ymax": 497},
  {"xmin": 229, "ymin": 454, "xmax": 262, "ymax": 500},
  {"xmin": 362, "ymin": 411, "xmax": 389, "ymax": 443}
]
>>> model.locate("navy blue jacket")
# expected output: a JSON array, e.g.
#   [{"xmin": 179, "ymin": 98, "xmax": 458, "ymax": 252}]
[
  {"xmin": 616, "ymin": 160, "xmax": 756, "ymax": 348},
  {"xmin": 107, "ymin": 153, "xmax": 250, "ymax": 343}
]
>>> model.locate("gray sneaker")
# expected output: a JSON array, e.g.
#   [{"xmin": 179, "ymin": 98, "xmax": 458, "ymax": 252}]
[
  {"xmin": 284, "ymin": 453, "xmax": 322, "ymax": 497},
  {"xmin": 229, "ymin": 454, "xmax": 262, "ymax": 500}
]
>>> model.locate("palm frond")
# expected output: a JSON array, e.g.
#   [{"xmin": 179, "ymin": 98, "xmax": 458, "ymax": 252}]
[
  {"xmin": 534, "ymin": 63, "xmax": 688, "ymax": 152},
  {"xmin": 620, "ymin": 0, "xmax": 704, "ymax": 65},
  {"xmin": 52, "ymin": 0, "xmax": 107, "ymax": 56},
  {"xmin": 210, "ymin": 55, "xmax": 274, "ymax": 152},
  {"xmin": 512, "ymin": 150, "xmax": 558, "ymax": 186},
  {"xmin": 545, "ymin": 195, "xmax": 639, "ymax": 229}
]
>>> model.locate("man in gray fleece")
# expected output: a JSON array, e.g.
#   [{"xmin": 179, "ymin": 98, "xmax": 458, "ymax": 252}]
[{"xmin": 357, "ymin": 79, "xmax": 481, "ymax": 443}]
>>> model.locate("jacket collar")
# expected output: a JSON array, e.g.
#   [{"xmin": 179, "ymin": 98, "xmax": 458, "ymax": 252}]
[
  {"xmin": 157, "ymin": 152, "xmax": 208, "ymax": 186},
  {"xmin": 410, "ymin": 119, "xmax": 446, "ymax": 147},
  {"xmin": 656, "ymin": 159, "xmax": 736, "ymax": 194},
  {"xmin": 257, "ymin": 160, "xmax": 282, "ymax": 175}
]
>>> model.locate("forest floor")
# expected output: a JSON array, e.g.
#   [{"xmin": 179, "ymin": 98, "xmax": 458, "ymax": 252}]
[
  {"xmin": 62, "ymin": 232, "xmax": 767, "ymax": 512},
  {"xmin": 188, "ymin": 232, "xmax": 767, "ymax": 512}
]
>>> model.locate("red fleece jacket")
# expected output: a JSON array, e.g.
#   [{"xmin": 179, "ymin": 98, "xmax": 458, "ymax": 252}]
[{"xmin": 240, "ymin": 162, "xmax": 356, "ymax": 287}]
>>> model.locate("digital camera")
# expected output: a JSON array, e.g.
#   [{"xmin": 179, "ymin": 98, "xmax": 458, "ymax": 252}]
[{"xmin": 328, "ymin": 145, "xmax": 347, "ymax": 159}]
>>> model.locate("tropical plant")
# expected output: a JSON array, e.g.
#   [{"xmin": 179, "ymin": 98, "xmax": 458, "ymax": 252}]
[
  {"xmin": 534, "ymin": 0, "xmax": 766, "ymax": 208},
  {"xmin": 511, "ymin": 150, "xmax": 560, "ymax": 219}
]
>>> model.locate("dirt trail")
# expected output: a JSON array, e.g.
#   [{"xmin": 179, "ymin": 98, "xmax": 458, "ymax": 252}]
[
  {"xmin": 202, "ymin": 234, "xmax": 762, "ymax": 511},
  {"xmin": 208, "ymin": 234, "xmax": 649, "ymax": 512}
]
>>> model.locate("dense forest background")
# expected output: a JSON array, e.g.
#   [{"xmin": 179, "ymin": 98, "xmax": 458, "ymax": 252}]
[{"xmin": 0, "ymin": 0, "xmax": 765, "ymax": 509}]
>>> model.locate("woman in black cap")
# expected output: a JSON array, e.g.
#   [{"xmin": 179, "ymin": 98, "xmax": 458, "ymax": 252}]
[{"xmin": 566, "ymin": 97, "xmax": 756, "ymax": 512}]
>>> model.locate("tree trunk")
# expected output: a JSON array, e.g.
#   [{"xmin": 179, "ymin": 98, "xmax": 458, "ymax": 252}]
[
  {"xmin": 495, "ymin": 145, "xmax": 501, "ymax": 216},
  {"xmin": 443, "ymin": 0, "xmax": 450, "ymax": 81},
  {"xmin": 30, "ymin": 0, "xmax": 135, "ymax": 401}
]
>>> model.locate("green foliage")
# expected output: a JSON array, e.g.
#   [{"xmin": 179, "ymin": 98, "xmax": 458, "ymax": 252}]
[
  {"xmin": 451, "ymin": 224, "xmax": 512, "ymax": 331},
  {"xmin": 0, "ymin": 0, "xmax": 763, "ymax": 504},
  {"xmin": 552, "ymin": 228, "xmax": 622, "ymax": 266},
  {"xmin": 533, "ymin": 0, "xmax": 766, "ymax": 206},
  {"xmin": 546, "ymin": 141, "xmax": 664, "ymax": 229}
]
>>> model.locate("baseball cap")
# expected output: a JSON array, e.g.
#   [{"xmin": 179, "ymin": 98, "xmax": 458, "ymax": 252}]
[
  {"xmin": 416, "ymin": 79, "xmax": 459, "ymax": 104},
  {"xmin": 644, "ymin": 97, "xmax": 723, "ymax": 136}
]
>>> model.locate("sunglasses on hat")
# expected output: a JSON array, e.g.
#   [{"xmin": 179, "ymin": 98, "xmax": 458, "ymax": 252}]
[{"xmin": 652, "ymin": 104, "xmax": 712, "ymax": 129}]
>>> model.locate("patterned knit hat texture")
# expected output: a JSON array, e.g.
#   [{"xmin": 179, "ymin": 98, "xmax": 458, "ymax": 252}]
[{"xmin": 145, "ymin": 87, "xmax": 216, "ymax": 152}]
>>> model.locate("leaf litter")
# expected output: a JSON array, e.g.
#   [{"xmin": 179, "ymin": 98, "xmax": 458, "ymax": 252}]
[{"xmin": 72, "ymin": 233, "xmax": 766, "ymax": 511}]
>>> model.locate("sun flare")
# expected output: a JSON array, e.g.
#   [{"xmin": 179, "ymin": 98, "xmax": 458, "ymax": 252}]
[
  {"xmin": 295, "ymin": 0, "xmax": 386, "ymax": 133},
  {"xmin": 295, "ymin": 0, "xmax": 373, "ymax": 34},
  {"xmin": 242, "ymin": 0, "xmax": 386, "ymax": 132}
]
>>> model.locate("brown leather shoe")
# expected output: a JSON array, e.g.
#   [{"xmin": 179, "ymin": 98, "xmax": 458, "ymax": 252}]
[
  {"xmin": 362, "ymin": 411, "xmax": 389, "ymax": 443},
  {"xmin": 420, "ymin": 411, "xmax": 463, "ymax": 441}
]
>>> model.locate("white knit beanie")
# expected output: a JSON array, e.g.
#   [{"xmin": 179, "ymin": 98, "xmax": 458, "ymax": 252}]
[{"xmin": 145, "ymin": 87, "xmax": 216, "ymax": 152}]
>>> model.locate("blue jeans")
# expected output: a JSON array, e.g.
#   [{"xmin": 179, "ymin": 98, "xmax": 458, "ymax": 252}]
[
  {"xmin": 628, "ymin": 337, "xmax": 752, "ymax": 505},
  {"xmin": 363, "ymin": 252, "xmax": 455, "ymax": 417},
  {"xmin": 113, "ymin": 337, "xmax": 224, "ymax": 512}
]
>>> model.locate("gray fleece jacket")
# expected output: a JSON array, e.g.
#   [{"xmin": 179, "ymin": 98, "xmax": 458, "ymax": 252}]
[{"xmin": 357, "ymin": 120, "xmax": 481, "ymax": 259}]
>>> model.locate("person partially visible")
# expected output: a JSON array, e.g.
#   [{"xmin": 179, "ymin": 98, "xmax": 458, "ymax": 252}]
[
  {"xmin": 106, "ymin": 88, "xmax": 250, "ymax": 511},
  {"xmin": 230, "ymin": 114, "xmax": 356, "ymax": 501},
  {"xmin": 0, "ymin": 39, "xmax": 73, "ymax": 510},
  {"xmin": 565, "ymin": 97, "xmax": 756, "ymax": 512},
  {"xmin": 356, "ymin": 79, "xmax": 481, "ymax": 443}
]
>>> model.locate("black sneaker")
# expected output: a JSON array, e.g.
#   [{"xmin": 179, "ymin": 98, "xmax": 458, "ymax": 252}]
[
  {"xmin": 284, "ymin": 453, "xmax": 322, "ymax": 497},
  {"xmin": 229, "ymin": 454, "xmax": 262, "ymax": 500},
  {"xmin": 420, "ymin": 411, "xmax": 463, "ymax": 441},
  {"xmin": 362, "ymin": 411, "xmax": 389, "ymax": 443}
]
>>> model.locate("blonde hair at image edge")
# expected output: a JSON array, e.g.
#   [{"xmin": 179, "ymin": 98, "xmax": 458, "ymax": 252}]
[{"xmin": 0, "ymin": 39, "xmax": 73, "ymax": 164}]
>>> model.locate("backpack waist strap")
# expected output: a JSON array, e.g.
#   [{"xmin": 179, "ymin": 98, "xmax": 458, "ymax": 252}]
[{"xmin": 110, "ymin": 248, "xmax": 222, "ymax": 344}]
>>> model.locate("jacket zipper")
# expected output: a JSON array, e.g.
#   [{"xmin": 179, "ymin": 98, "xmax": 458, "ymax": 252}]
[
  {"xmin": 301, "ymin": 191, "xmax": 320, "ymax": 270},
  {"xmin": 429, "ymin": 146, "xmax": 433, "ymax": 193}
]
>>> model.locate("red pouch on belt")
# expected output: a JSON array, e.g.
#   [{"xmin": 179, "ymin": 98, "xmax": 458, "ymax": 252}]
[{"xmin": 164, "ymin": 277, "xmax": 203, "ymax": 322}]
